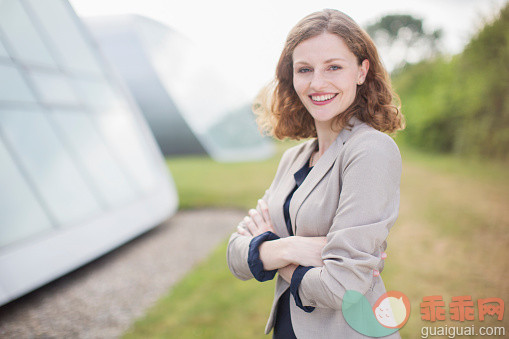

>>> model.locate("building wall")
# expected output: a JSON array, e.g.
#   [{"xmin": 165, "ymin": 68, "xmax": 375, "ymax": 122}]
[{"xmin": 0, "ymin": 0, "xmax": 178, "ymax": 305}]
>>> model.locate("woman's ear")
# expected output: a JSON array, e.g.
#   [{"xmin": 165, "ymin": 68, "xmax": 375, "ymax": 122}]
[{"xmin": 358, "ymin": 59, "xmax": 369, "ymax": 85}]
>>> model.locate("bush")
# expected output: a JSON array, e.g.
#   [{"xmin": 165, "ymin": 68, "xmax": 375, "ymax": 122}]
[{"xmin": 393, "ymin": 4, "xmax": 509, "ymax": 160}]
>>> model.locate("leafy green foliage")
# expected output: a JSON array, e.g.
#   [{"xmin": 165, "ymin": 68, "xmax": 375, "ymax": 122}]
[
  {"xmin": 393, "ymin": 4, "xmax": 509, "ymax": 159},
  {"xmin": 366, "ymin": 14, "xmax": 442, "ymax": 70}
]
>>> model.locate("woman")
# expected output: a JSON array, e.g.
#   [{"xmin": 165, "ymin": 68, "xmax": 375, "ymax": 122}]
[{"xmin": 227, "ymin": 9, "xmax": 404, "ymax": 338}]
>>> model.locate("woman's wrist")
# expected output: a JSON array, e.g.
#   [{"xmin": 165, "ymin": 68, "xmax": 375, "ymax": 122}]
[
  {"xmin": 280, "ymin": 236, "xmax": 327, "ymax": 267},
  {"xmin": 282, "ymin": 236, "xmax": 302, "ymax": 265},
  {"xmin": 278, "ymin": 264, "xmax": 298, "ymax": 283},
  {"xmin": 259, "ymin": 238, "xmax": 291, "ymax": 270}
]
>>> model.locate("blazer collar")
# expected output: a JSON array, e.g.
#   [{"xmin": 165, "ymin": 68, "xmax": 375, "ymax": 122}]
[{"xmin": 289, "ymin": 117, "xmax": 362, "ymax": 234}]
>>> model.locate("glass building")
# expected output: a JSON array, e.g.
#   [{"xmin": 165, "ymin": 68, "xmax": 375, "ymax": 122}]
[
  {"xmin": 0, "ymin": 0, "xmax": 178, "ymax": 306},
  {"xmin": 86, "ymin": 15, "xmax": 275, "ymax": 162}
]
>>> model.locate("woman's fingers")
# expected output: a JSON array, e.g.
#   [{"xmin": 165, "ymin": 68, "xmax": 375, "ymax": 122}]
[
  {"xmin": 257, "ymin": 199, "xmax": 273, "ymax": 227},
  {"xmin": 237, "ymin": 225, "xmax": 251, "ymax": 236},
  {"xmin": 247, "ymin": 208, "xmax": 275, "ymax": 236},
  {"xmin": 249, "ymin": 209, "xmax": 266, "ymax": 227},
  {"xmin": 244, "ymin": 216, "xmax": 258, "ymax": 235},
  {"xmin": 236, "ymin": 218, "xmax": 253, "ymax": 236}
]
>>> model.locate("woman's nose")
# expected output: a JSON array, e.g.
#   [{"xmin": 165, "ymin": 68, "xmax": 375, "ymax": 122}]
[{"xmin": 310, "ymin": 71, "xmax": 328, "ymax": 90}]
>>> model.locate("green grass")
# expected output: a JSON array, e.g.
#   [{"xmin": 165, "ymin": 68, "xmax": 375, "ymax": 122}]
[
  {"xmin": 123, "ymin": 241, "xmax": 274, "ymax": 339},
  {"xmin": 166, "ymin": 140, "xmax": 301, "ymax": 210},
  {"xmin": 397, "ymin": 142, "xmax": 509, "ymax": 186},
  {"xmin": 124, "ymin": 142, "xmax": 509, "ymax": 338}
]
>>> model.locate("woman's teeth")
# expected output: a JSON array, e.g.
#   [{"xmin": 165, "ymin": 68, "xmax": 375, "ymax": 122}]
[{"xmin": 311, "ymin": 94, "xmax": 336, "ymax": 102}]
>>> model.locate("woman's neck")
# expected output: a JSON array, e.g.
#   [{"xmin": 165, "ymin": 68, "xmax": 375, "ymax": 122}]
[{"xmin": 315, "ymin": 120, "xmax": 341, "ymax": 156}]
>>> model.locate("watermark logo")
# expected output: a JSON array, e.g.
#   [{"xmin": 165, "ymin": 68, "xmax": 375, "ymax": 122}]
[
  {"xmin": 342, "ymin": 290, "xmax": 411, "ymax": 337},
  {"xmin": 420, "ymin": 295, "xmax": 504, "ymax": 322},
  {"xmin": 420, "ymin": 295, "xmax": 505, "ymax": 337}
]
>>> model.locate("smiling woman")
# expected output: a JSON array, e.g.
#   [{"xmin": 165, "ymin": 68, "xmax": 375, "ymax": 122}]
[
  {"xmin": 292, "ymin": 33, "xmax": 369, "ymax": 130},
  {"xmin": 227, "ymin": 9, "xmax": 405, "ymax": 338}
]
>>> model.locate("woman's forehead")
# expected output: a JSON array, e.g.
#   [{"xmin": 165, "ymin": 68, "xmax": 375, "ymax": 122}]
[{"xmin": 292, "ymin": 33, "xmax": 357, "ymax": 64}]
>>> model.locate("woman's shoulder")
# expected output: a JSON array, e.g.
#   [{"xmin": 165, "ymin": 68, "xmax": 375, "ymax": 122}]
[{"xmin": 343, "ymin": 123, "xmax": 401, "ymax": 162}]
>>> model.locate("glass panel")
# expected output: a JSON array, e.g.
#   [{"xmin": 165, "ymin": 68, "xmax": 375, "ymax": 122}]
[
  {"xmin": 0, "ymin": 108, "xmax": 102, "ymax": 226},
  {"xmin": 26, "ymin": 0, "xmax": 102, "ymax": 75},
  {"xmin": 29, "ymin": 71, "xmax": 80, "ymax": 106},
  {"xmin": 134, "ymin": 17, "xmax": 273, "ymax": 162},
  {"xmin": 0, "ymin": 138, "xmax": 54, "ymax": 248},
  {"xmin": 0, "ymin": 0, "xmax": 57, "ymax": 67},
  {"xmin": 0, "ymin": 38, "xmax": 8, "ymax": 58},
  {"xmin": 50, "ymin": 110, "xmax": 137, "ymax": 206},
  {"xmin": 0, "ymin": 63, "xmax": 37, "ymax": 102},
  {"xmin": 73, "ymin": 77, "xmax": 125, "ymax": 111},
  {"xmin": 139, "ymin": 25, "xmax": 244, "ymax": 134},
  {"xmin": 94, "ymin": 111, "xmax": 157, "ymax": 192}
]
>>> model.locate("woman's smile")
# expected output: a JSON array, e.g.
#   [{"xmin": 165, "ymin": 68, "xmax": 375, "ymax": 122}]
[{"xmin": 309, "ymin": 93, "xmax": 338, "ymax": 105}]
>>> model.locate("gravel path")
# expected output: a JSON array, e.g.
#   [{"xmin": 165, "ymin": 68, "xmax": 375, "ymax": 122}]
[{"xmin": 0, "ymin": 208, "xmax": 244, "ymax": 339}]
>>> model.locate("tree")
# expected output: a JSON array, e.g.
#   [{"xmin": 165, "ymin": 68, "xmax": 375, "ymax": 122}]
[{"xmin": 366, "ymin": 14, "xmax": 442, "ymax": 72}]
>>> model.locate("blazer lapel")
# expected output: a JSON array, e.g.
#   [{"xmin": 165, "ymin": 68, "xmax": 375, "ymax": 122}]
[
  {"xmin": 271, "ymin": 139, "xmax": 316, "ymax": 237},
  {"xmin": 289, "ymin": 119, "xmax": 359, "ymax": 235}
]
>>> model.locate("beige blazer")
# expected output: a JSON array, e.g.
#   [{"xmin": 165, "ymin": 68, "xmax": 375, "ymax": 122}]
[{"xmin": 227, "ymin": 118, "xmax": 402, "ymax": 338}]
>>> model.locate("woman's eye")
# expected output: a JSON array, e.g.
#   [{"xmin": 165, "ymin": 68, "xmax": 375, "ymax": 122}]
[
  {"xmin": 329, "ymin": 65, "xmax": 342, "ymax": 70},
  {"xmin": 297, "ymin": 67, "xmax": 312, "ymax": 73}
]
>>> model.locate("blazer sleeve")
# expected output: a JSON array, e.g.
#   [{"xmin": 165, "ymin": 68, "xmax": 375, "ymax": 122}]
[
  {"xmin": 297, "ymin": 132, "xmax": 402, "ymax": 310},
  {"xmin": 226, "ymin": 189, "xmax": 269, "ymax": 281},
  {"xmin": 226, "ymin": 147, "xmax": 294, "ymax": 281}
]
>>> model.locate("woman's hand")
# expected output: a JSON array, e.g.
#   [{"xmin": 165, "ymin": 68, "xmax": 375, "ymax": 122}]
[
  {"xmin": 236, "ymin": 199, "xmax": 275, "ymax": 237},
  {"xmin": 284, "ymin": 236, "xmax": 327, "ymax": 267},
  {"xmin": 278, "ymin": 264, "xmax": 298, "ymax": 284},
  {"xmin": 279, "ymin": 246, "xmax": 387, "ymax": 283}
]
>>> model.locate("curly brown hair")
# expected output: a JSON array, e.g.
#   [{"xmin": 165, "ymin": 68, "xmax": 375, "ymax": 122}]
[{"xmin": 254, "ymin": 9, "xmax": 404, "ymax": 139}]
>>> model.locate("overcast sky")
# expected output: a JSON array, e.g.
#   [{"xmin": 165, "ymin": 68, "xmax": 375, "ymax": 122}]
[{"xmin": 70, "ymin": 0, "xmax": 507, "ymax": 100}]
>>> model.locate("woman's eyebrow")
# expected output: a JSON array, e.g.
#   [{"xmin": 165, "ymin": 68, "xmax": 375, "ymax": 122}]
[
  {"xmin": 293, "ymin": 57, "xmax": 347, "ymax": 66},
  {"xmin": 324, "ymin": 57, "xmax": 347, "ymax": 63},
  {"xmin": 293, "ymin": 61, "xmax": 310, "ymax": 66}
]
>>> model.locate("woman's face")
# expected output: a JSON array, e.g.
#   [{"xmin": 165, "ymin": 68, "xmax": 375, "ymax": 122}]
[{"xmin": 292, "ymin": 33, "xmax": 369, "ymax": 126}]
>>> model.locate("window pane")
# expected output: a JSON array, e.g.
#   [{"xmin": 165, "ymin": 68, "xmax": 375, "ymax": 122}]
[
  {"xmin": 0, "ymin": 108, "xmax": 102, "ymax": 226},
  {"xmin": 73, "ymin": 77, "xmax": 125, "ymax": 111},
  {"xmin": 0, "ymin": 0, "xmax": 57, "ymax": 67},
  {"xmin": 26, "ymin": 0, "xmax": 102, "ymax": 75},
  {"xmin": 0, "ymin": 138, "xmax": 53, "ymax": 248},
  {"xmin": 0, "ymin": 38, "xmax": 8, "ymax": 58},
  {"xmin": 50, "ymin": 110, "xmax": 137, "ymax": 206},
  {"xmin": 29, "ymin": 71, "xmax": 80, "ymax": 106},
  {"xmin": 0, "ymin": 63, "xmax": 37, "ymax": 102},
  {"xmin": 94, "ymin": 111, "xmax": 157, "ymax": 192}
]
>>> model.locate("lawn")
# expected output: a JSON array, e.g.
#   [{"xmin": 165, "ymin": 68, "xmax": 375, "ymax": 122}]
[
  {"xmin": 123, "ymin": 141, "xmax": 509, "ymax": 338},
  {"xmin": 165, "ymin": 140, "xmax": 300, "ymax": 210}
]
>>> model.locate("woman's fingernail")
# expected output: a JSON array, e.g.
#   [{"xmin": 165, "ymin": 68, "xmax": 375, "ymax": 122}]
[
  {"xmin": 373, "ymin": 269, "xmax": 380, "ymax": 277},
  {"xmin": 249, "ymin": 209, "xmax": 257, "ymax": 215},
  {"xmin": 381, "ymin": 252, "xmax": 387, "ymax": 259},
  {"xmin": 244, "ymin": 216, "xmax": 250, "ymax": 222}
]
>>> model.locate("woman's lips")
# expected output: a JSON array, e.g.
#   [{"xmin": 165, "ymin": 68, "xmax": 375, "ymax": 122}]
[{"xmin": 309, "ymin": 93, "xmax": 338, "ymax": 105}]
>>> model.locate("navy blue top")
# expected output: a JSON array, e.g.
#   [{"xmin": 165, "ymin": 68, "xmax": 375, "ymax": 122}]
[{"xmin": 247, "ymin": 159, "xmax": 316, "ymax": 338}]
